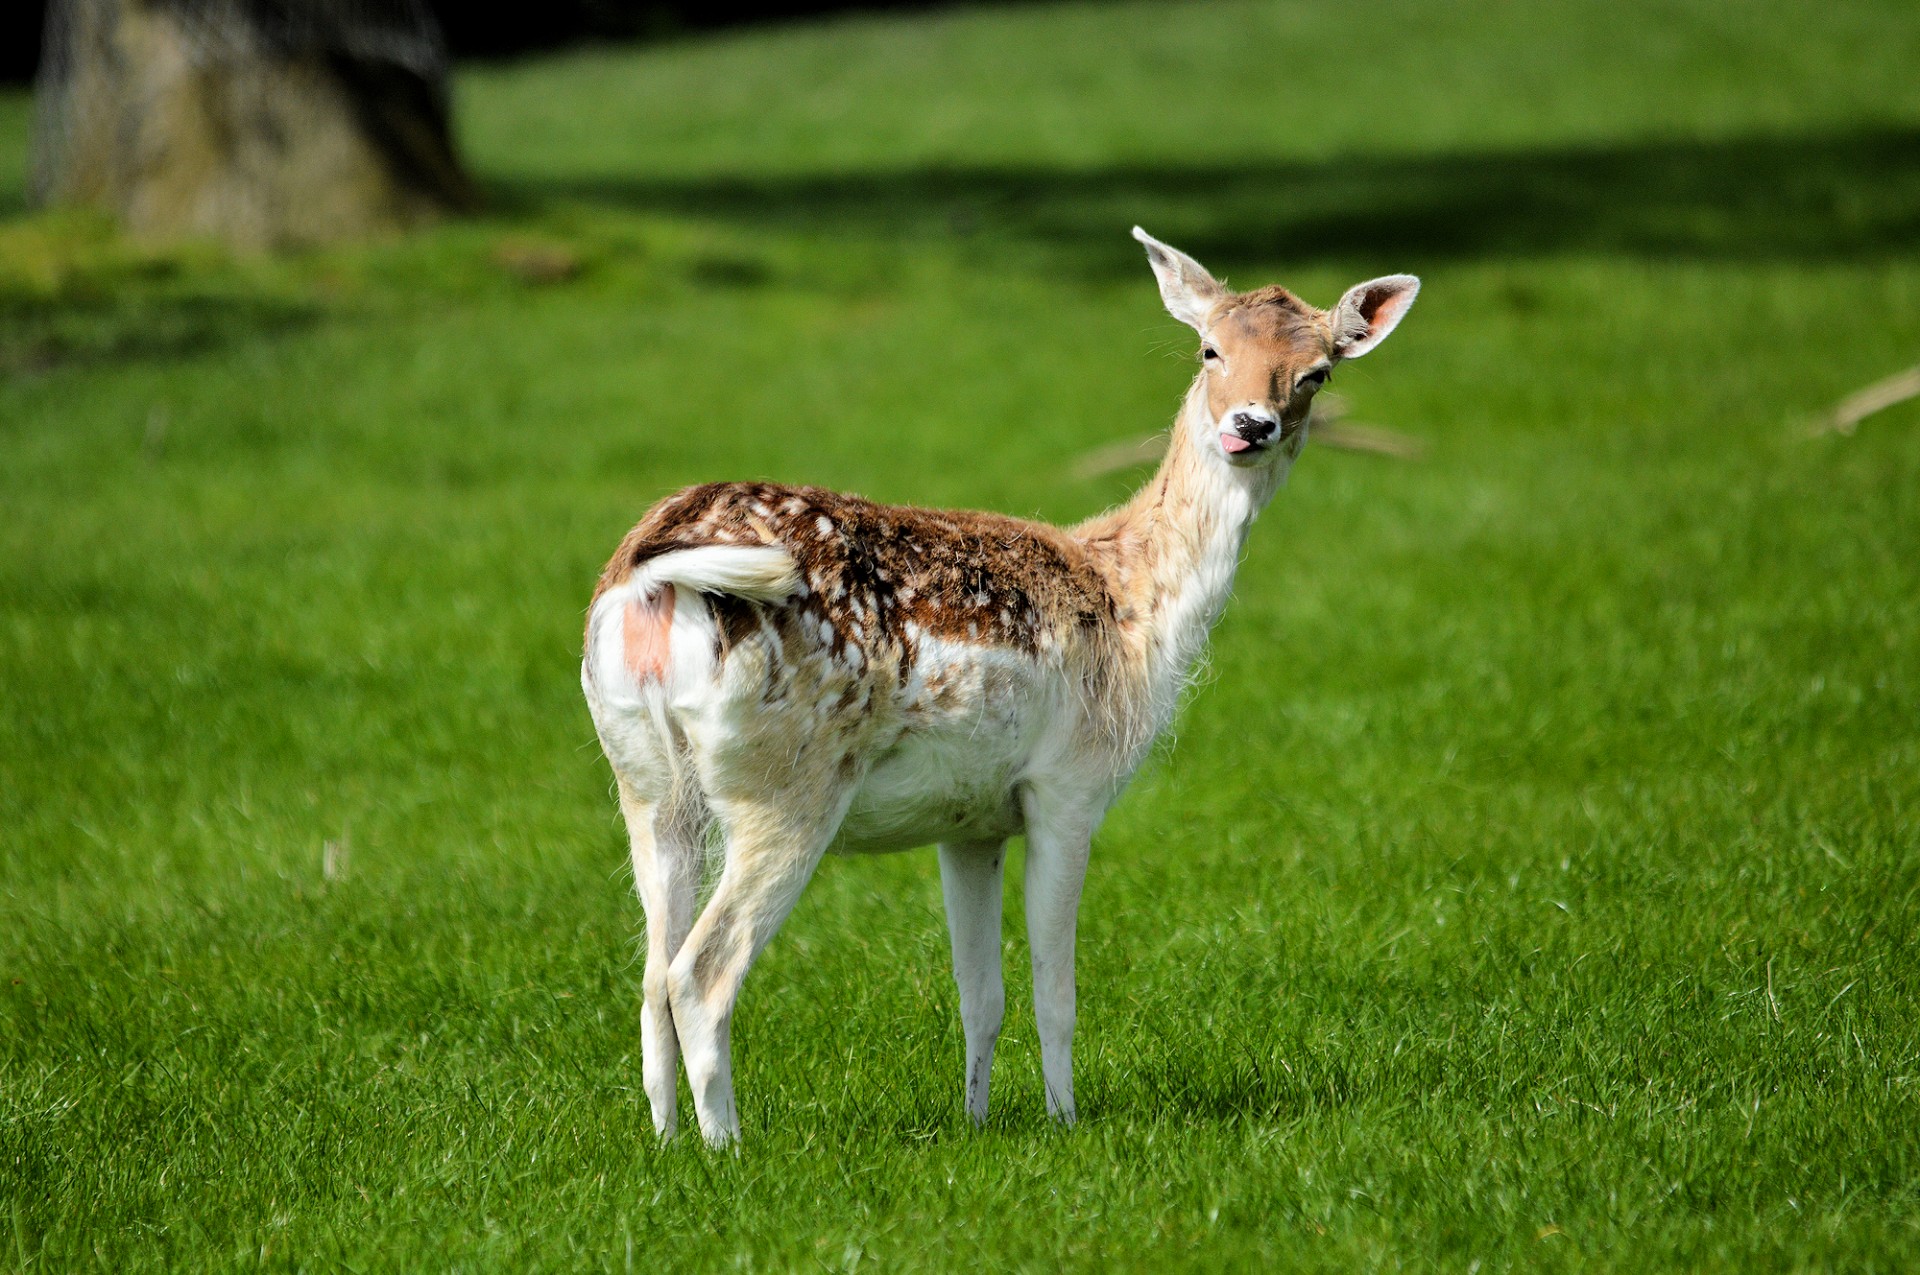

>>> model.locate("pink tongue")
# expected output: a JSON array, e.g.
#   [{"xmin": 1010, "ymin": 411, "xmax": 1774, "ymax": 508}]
[{"xmin": 1220, "ymin": 433, "xmax": 1254, "ymax": 454}]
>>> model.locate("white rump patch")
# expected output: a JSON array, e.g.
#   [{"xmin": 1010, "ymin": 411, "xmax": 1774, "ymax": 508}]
[{"xmin": 584, "ymin": 544, "xmax": 798, "ymax": 717}]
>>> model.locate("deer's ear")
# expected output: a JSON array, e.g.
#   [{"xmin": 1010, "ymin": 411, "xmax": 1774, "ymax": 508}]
[
  {"xmin": 1332, "ymin": 275, "xmax": 1420, "ymax": 359},
  {"xmin": 1132, "ymin": 226, "xmax": 1224, "ymax": 332}
]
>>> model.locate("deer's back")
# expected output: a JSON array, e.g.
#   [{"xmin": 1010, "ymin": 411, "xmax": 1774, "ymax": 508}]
[{"xmin": 596, "ymin": 481, "xmax": 1119, "ymax": 669}]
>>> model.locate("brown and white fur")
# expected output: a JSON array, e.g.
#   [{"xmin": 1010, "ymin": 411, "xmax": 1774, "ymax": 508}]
[{"xmin": 582, "ymin": 229, "xmax": 1418, "ymax": 1145}]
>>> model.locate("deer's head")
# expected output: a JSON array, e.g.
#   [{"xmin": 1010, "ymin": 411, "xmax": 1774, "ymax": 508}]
[{"xmin": 1133, "ymin": 227, "xmax": 1418, "ymax": 469}]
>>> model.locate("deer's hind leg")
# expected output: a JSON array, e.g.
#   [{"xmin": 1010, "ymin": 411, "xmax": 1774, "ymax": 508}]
[
  {"xmin": 667, "ymin": 786, "xmax": 853, "ymax": 1148},
  {"xmin": 617, "ymin": 777, "xmax": 706, "ymax": 1140}
]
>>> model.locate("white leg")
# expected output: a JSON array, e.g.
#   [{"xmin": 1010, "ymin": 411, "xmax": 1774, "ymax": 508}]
[
  {"xmin": 938, "ymin": 839, "xmax": 1006, "ymax": 1125},
  {"xmin": 618, "ymin": 781, "xmax": 702, "ymax": 1140},
  {"xmin": 1022, "ymin": 797, "xmax": 1095, "ymax": 1124},
  {"xmin": 668, "ymin": 798, "xmax": 844, "ymax": 1147}
]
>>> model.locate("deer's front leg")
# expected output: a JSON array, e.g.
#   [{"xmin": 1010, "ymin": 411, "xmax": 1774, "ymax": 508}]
[
  {"xmin": 938, "ymin": 838, "xmax": 1006, "ymax": 1126},
  {"xmin": 1022, "ymin": 796, "xmax": 1095, "ymax": 1124}
]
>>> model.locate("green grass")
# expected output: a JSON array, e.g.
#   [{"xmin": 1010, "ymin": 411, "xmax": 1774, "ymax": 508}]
[{"xmin": 4, "ymin": 0, "xmax": 1920, "ymax": 1268}]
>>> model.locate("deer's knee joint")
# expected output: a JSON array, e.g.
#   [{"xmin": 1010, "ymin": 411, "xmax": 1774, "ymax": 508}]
[
  {"xmin": 669, "ymin": 939, "xmax": 740, "ymax": 1018},
  {"xmin": 666, "ymin": 949, "xmax": 702, "ymax": 1007},
  {"xmin": 642, "ymin": 966, "xmax": 673, "ymax": 1008},
  {"xmin": 964, "ymin": 987, "xmax": 1005, "ymax": 1032}
]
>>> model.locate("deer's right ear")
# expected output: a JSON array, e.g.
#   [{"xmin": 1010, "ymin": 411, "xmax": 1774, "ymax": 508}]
[{"xmin": 1132, "ymin": 226, "xmax": 1223, "ymax": 333}]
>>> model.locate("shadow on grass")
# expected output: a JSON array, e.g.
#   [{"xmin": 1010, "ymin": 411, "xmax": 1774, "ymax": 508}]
[
  {"xmin": 6, "ymin": 127, "xmax": 1909, "ymax": 375},
  {"xmin": 0, "ymin": 290, "xmax": 319, "ymax": 377},
  {"xmin": 503, "ymin": 126, "xmax": 1920, "ymax": 269},
  {"xmin": 1118, "ymin": 1046, "xmax": 1371, "ymax": 1126}
]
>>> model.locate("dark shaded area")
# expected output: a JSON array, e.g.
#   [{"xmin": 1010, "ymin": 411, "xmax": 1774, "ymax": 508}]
[
  {"xmin": 500, "ymin": 127, "xmax": 1920, "ymax": 269},
  {"xmin": 329, "ymin": 52, "xmax": 481, "ymax": 212},
  {"xmin": 433, "ymin": 0, "xmax": 1013, "ymax": 60},
  {"xmin": 2, "ymin": 1, "xmax": 1020, "ymax": 82},
  {"xmin": 2, "ymin": 7, "xmax": 46, "ymax": 82}
]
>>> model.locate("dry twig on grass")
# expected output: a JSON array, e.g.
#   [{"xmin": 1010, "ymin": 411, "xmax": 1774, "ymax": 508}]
[
  {"xmin": 1312, "ymin": 420, "xmax": 1429, "ymax": 459},
  {"xmin": 1810, "ymin": 365, "xmax": 1920, "ymax": 436},
  {"xmin": 1069, "ymin": 433, "xmax": 1167, "ymax": 481}
]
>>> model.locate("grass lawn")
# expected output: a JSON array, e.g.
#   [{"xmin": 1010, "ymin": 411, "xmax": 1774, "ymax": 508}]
[{"xmin": 4, "ymin": 0, "xmax": 1920, "ymax": 1267}]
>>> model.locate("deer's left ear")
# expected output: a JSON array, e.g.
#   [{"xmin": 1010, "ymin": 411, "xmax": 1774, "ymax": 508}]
[{"xmin": 1332, "ymin": 274, "xmax": 1420, "ymax": 359}]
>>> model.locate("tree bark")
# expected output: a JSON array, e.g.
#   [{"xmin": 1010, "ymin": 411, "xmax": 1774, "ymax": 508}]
[{"xmin": 32, "ymin": 0, "xmax": 478, "ymax": 250}]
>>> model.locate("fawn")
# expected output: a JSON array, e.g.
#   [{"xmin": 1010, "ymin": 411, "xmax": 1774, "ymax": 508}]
[{"xmin": 583, "ymin": 228, "xmax": 1418, "ymax": 1144}]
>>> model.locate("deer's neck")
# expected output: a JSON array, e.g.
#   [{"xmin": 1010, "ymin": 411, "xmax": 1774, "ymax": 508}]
[{"xmin": 1077, "ymin": 377, "xmax": 1286, "ymax": 727}]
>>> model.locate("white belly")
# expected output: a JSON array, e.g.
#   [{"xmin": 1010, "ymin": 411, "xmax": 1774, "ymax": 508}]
[
  {"xmin": 828, "ymin": 642, "xmax": 1045, "ymax": 854},
  {"xmin": 831, "ymin": 738, "xmax": 1027, "ymax": 854}
]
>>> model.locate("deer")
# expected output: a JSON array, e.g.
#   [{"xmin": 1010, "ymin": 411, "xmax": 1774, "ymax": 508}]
[{"xmin": 581, "ymin": 228, "xmax": 1419, "ymax": 1146}]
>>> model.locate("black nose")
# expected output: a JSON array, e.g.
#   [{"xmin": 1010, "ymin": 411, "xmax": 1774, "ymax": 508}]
[{"xmin": 1230, "ymin": 412, "xmax": 1277, "ymax": 442}]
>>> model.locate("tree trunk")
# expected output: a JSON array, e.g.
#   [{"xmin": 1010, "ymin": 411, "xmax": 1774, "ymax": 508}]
[{"xmin": 32, "ymin": 0, "xmax": 478, "ymax": 250}]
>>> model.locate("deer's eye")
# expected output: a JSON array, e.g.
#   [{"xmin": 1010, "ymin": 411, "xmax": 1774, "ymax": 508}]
[
  {"xmin": 1202, "ymin": 345, "xmax": 1220, "ymax": 362},
  {"xmin": 1296, "ymin": 367, "xmax": 1329, "ymax": 390}
]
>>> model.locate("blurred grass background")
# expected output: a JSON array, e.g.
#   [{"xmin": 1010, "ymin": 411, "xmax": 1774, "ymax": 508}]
[{"xmin": 2, "ymin": 0, "xmax": 1919, "ymax": 1268}]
